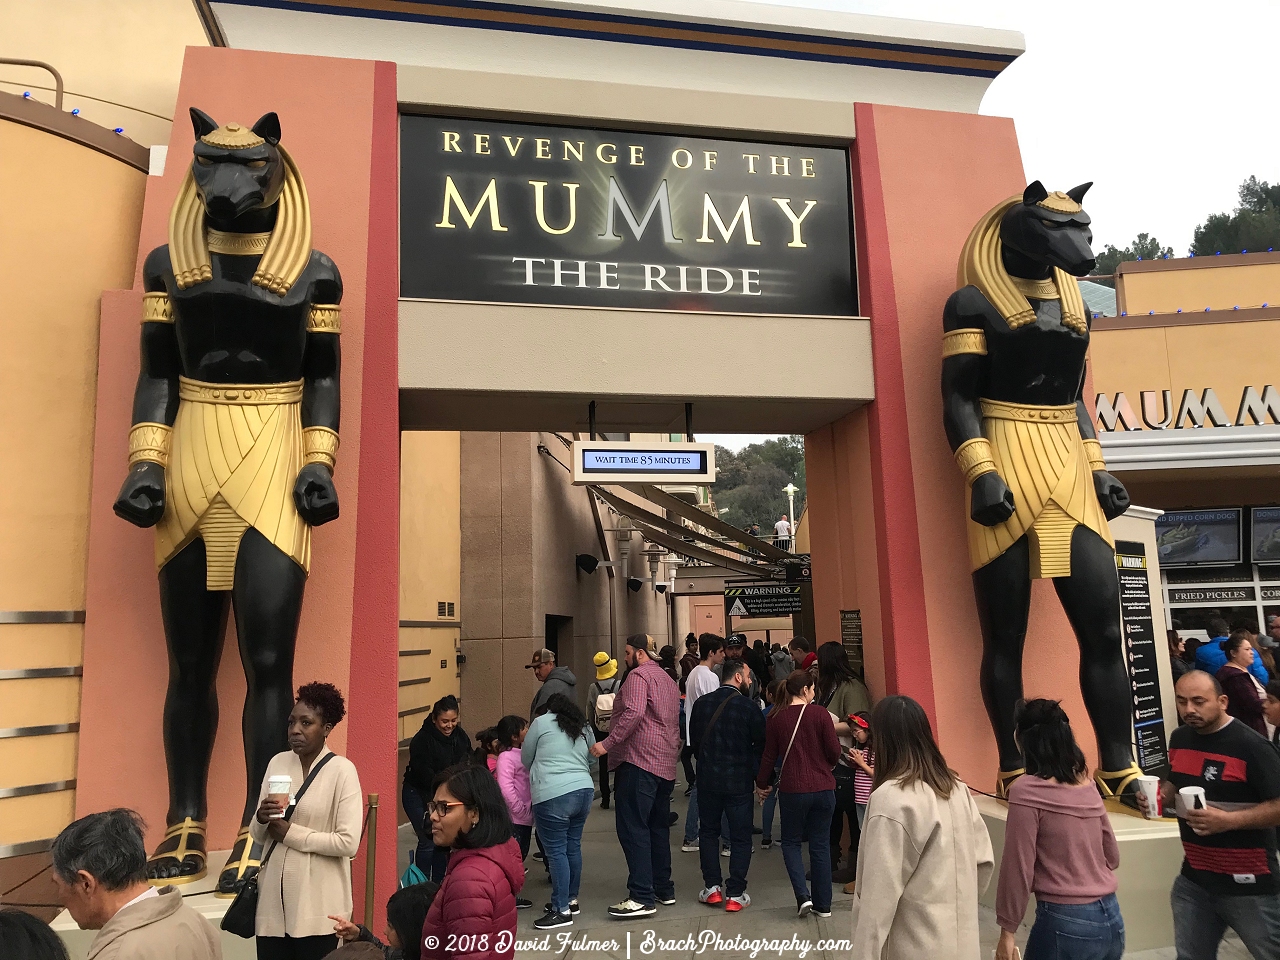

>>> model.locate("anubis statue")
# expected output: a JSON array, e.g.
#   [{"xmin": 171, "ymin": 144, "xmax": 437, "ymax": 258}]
[
  {"xmin": 941, "ymin": 181, "xmax": 1140, "ymax": 803},
  {"xmin": 114, "ymin": 108, "xmax": 342, "ymax": 893}
]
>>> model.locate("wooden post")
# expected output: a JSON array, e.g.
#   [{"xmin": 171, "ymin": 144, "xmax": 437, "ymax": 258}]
[{"xmin": 364, "ymin": 793, "xmax": 380, "ymax": 923}]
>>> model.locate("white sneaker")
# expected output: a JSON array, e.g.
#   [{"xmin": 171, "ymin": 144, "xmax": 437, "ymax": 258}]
[
  {"xmin": 609, "ymin": 899, "xmax": 657, "ymax": 919},
  {"xmin": 813, "ymin": 907, "xmax": 832, "ymax": 918},
  {"xmin": 681, "ymin": 839, "xmax": 700, "ymax": 852},
  {"xmin": 720, "ymin": 844, "xmax": 730, "ymax": 858}
]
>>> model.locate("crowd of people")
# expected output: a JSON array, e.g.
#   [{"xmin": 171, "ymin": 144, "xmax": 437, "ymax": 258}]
[
  {"xmin": 20, "ymin": 620, "xmax": 1280, "ymax": 960},
  {"xmin": 1168, "ymin": 615, "xmax": 1280, "ymax": 745}
]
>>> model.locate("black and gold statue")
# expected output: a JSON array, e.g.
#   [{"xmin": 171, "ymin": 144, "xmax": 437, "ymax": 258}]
[
  {"xmin": 941, "ymin": 181, "xmax": 1141, "ymax": 802},
  {"xmin": 114, "ymin": 109, "xmax": 342, "ymax": 893}
]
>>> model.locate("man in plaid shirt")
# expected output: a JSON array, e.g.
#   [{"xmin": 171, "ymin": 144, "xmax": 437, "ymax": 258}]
[{"xmin": 590, "ymin": 634, "xmax": 681, "ymax": 918}]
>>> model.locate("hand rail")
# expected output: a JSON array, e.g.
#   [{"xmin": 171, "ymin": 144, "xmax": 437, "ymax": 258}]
[{"xmin": 0, "ymin": 59, "xmax": 64, "ymax": 110}]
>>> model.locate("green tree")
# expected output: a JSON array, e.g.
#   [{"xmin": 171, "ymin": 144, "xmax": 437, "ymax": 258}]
[
  {"xmin": 710, "ymin": 436, "xmax": 806, "ymax": 530},
  {"xmin": 1090, "ymin": 233, "xmax": 1173, "ymax": 288},
  {"xmin": 1192, "ymin": 176, "xmax": 1280, "ymax": 257}
]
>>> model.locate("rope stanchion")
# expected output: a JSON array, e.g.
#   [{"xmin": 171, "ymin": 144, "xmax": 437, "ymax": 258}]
[{"xmin": 363, "ymin": 793, "xmax": 379, "ymax": 925}]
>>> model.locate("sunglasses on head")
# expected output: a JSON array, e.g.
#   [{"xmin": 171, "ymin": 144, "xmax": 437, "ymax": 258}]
[{"xmin": 426, "ymin": 800, "xmax": 466, "ymax": 818}]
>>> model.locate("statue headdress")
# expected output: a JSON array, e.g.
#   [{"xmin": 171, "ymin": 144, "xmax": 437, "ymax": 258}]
[
  {"xmin": 168, "ymin": 123, "xmax": 312, "ymax": 295},
  {"xmin": 956, "ymin": 196, "xmax": 1088, "ymax": 335}
]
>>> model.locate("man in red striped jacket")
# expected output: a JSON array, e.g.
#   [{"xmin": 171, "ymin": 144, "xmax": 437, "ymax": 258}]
[{"xmin": 1141, "ymin": 670, "xmax": 1280, "ymax": 959}]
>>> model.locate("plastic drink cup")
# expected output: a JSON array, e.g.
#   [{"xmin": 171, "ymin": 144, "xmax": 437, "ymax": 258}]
[
  {"xmin": 267, "ymin": 775, "xmax": 293, "ymax": 817},
  {"xmin": 1136, "ymin": 775, "xmax": 1161, "ymax": 818},
  {"xmin": 1179, "ymin": 785, "xmax": 1207, "ymax": 811}
]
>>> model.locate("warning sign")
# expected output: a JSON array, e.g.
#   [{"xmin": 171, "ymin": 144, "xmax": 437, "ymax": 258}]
[{"xmin": 724, "ymin": 581, "xmax": 803, "ymax": 617}]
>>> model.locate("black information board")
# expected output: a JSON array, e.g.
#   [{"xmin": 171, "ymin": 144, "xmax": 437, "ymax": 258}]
[
  {"xmin": 401, "ymin": 115, "xmax": 856, "ymax": 315},
  {"xmin": 840, "ymin": 609, "xmax": 864, "ymax": 679},
  {"xmin": 724, "ymin": 581, "xmax": 802, "ymax": 617},
  {"xmin": 1116, "ymin": 540, "xmax": 1169, "ymax": 777}
]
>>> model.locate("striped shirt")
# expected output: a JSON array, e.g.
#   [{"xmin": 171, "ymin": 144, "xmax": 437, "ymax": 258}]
[
  {"xmin": 600, "ymin": 658, "xmax": 681, "ymax": 781},
  {"xmin": 853, "ymin": 747, "xmax": 875, "ymax": 804}
]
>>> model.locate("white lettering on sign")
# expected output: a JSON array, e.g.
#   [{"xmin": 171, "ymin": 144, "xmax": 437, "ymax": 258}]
[{"xmin": 1094, "ymin": 386, "xmax": 1280, "ymax": 431}]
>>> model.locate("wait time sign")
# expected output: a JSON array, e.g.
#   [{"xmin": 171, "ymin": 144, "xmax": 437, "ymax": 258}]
[{"xmin": 400, "ymin": 115, "xmax": 856, "ymax": 316}]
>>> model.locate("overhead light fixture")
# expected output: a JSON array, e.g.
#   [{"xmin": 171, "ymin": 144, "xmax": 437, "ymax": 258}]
[
  {"xmin": 627, "ymin": 577, "xmax": 643, "ymax": 593},
  {"xmin": 654, "ymin": 583, "xmax": 667, "ymax": 594}
]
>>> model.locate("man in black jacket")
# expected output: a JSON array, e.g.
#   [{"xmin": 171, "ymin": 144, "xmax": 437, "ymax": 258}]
[{"xmin": 689, "ymin": 658, "xmax": 766, "ymax": 911}]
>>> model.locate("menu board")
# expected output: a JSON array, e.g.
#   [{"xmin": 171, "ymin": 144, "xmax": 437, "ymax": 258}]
[
  {"xmin": 1116, "ymin": 541, "xmax": 1170, "ymax": 778},
  {"xmin": 1154, "ymin": 509, "xmax": 1242, "ymax": 567},
  {"xmin": 1252, "ymin": 507, "xmax": 1280, "ymax": 564}
]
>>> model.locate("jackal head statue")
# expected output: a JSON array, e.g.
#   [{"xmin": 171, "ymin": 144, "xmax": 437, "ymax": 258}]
[
  {"xmin": 189, "ymin": 108, "xmax": 285, "ymax": 222},
  {"xmin": 1000, "ymin": 180, "xmax": 1097, "ymax": 277}
]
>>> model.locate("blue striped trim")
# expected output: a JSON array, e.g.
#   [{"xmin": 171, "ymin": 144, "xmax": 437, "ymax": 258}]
[{"xmin": 215, "ymin": 0, "xmax": 1018, "ymax": 78}]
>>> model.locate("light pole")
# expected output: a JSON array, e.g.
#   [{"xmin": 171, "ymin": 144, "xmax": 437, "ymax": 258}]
[{"xmin": 782, "ymin": 482, "xmax": 798, "ymax": 551}]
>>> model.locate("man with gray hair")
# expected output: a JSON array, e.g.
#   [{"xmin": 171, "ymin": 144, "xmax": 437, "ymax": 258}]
[{"xmin": 51, "ymin": 808, "xmax": 221, "ymax": 959}]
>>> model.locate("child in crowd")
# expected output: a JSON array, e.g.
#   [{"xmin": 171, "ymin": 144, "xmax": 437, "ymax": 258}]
[
  {"xmin": 759, "ymin": 680, "xmax": 784, "ymax": 850},
  {"xmin": 493, "ymin": 713, "xmax": 534, "ymax": 910},
  {"xmin": 848, "ymin": 711, "xmax": 874, "ymax": 827},
  {"xmin": 330, "ymin": 881, "xmax": 438, "ymax": 960},
  {"xmin": 474, "ymin": 727, "xmax": 501, "ymax": 773}
]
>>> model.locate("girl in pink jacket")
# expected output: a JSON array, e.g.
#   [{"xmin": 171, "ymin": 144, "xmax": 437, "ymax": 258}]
[{"xmin": 493, "ymin": 714, "xmax": 533, "ymax": 910}]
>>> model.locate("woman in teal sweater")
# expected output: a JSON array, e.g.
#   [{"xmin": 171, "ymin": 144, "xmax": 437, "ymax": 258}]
[{"xmin": 521, "ymin": 693, "xmax": 596, "ymax": 931}]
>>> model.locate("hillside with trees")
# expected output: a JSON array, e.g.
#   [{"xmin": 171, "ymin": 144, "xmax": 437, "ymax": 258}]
[{"xmin": 710, "ymin": 436, "xmax": 806, "ymax": 531}]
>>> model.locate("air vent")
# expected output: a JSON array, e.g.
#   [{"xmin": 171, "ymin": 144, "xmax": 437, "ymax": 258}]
[{"xmin": 437, "ymin": 601, "xmax": 455, "ymax": 618}]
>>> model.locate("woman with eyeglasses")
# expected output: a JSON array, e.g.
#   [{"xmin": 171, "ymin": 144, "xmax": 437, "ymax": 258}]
[{"xmin": 421, "ymin": 765, "xmax": 524, "ymax": 960}]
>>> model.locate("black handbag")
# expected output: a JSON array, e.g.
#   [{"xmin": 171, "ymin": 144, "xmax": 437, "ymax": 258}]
[{"xmin": 221, "ymin": 752, "xmax": 336, "ymax": 938}]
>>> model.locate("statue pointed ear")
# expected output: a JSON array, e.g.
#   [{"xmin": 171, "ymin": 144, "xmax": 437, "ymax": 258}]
[
  {"xmin": 251, "ymin": 112, "xmax": 281, "ymax": 145},
  {"xmin": 1022, "ymin": 180, "xmax": 1048, "ymax": 205},
  {"xmin": 1066, "ymin": 182, "xmax": 1093, "ymax": 205},
  {"xmin": 190, "ymin": 108, "xmax": 219, "ymax": 139}
]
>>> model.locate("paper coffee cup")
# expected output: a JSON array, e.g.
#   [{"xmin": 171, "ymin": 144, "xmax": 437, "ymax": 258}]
[
  {"xmin": 267, "ymin": 775, "xmax": 293, "ymax": 817},
  {"xmin": 1136, "ymin": 775, "xmax": 1160, "ymax": 819},
  {"xmin": 1179, "ymin": 785, "xmax": 1207, "ymax": 811}
]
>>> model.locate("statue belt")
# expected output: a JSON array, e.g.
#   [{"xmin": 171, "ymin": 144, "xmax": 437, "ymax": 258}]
[
  {"xmin": 178, "ymin": 377, "xmax": 304, "ymax": 405},
  {"xmin": 979, "ymin": 399, "xmax": 1075, "ymax": 423}
]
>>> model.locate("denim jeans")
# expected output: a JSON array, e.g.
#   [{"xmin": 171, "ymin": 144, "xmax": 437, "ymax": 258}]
[
  {"xmin": 534, "ymin": 787, "xmax": 594, "ymax": 914},
  {"xmin": 698, "ymin": 788, "xmax": 753, "ymax": 897},
  {"xmin": 401, "ymin": 779, "xmax": 449, "ymax": 882},
  {"xmin": 1171, "ymin": 873, "xmax": 1280, "ymax": 960},
  {"xmin": 614, "ymin": 762, "xmax": 675, "ymax": 907},
  {"xmin": 855, "ymin": 802, "xmax": 867, "ymax": 829},
  {"xmin": 683, "ymin": 781, "xmax": 730, "ymax": 846},
  {"xmin": 513, "ymin": 822, "xmax": 532, "ymax": 861},
  {"xmin": 1024, "ymin": 893, "xmax": 1124, "ymax": 960},
  {"xmin": 779, "ymin": 790, "xmax": 836, "ymax": 911}
]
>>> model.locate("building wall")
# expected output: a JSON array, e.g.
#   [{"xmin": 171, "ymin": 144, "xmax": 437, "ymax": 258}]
[
  {"xmin": 1118, "ymin": 254, "xmax": 1280, "ymax": 315},
  {"xmin": 0, "ymin": 117, "xmax": 145, "ymax": 855},
  {"xmin": 0, "ymin": 0, "xmax": 207, "ymax": 147}
]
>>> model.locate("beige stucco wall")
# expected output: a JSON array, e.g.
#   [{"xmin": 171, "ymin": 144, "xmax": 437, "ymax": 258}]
[
  {"xmin": 0, "ymin": 118, "xmax": 146, "ymax": 846},
  {"xmin": 0, "ymin": 0, "xmax": 207, "ymax": 148},
  {"xmin": 1120, "ymin": 260, "xmax": 1280, "ymax": 315}
]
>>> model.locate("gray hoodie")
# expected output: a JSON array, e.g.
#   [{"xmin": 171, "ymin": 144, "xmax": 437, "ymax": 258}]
[{"xmin": 530, "ymin": 665, "xmax": 578, "ymax": 719}]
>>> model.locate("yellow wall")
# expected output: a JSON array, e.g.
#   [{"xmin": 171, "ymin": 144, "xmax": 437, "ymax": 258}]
[
  {"xmin": 1120, "ymin": 260, "xmax": 1280, "ymax": 314},
  {"xmin": 399, "ymin": 432, "xmax": 462, "ymax": 743},
  {"xmin": 0, "ymin": 117, "xmax": 145, "ymax": 849},
  {"xmin": 0, "ymin": 0, "xmax": 207, "ymax": 147}
]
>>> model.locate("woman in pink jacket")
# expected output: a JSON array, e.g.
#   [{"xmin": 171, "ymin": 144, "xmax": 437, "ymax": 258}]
[
  {"xmin": 493, "ymin": 714, "xmax": 534, "ymax": 910},
  {"xmin": 422, "ymin": 766, "xmax": 524, "ymax": 960}
]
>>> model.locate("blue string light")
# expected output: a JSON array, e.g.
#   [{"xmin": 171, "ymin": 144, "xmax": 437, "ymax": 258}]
[
  {"xmin": 1205, "ymin": 307, "xmax": 1211, "ymax": 311},
  {"xmin": 1121, "ymin": 311, "xmax": 1127, "ymax": 316},
  {"xmin": 71, "ymin": 108, "xmax": 79, "ymax": 115},
  {"xmin": 1234, "ymin": 305, "xmax": 1240, "ymax": 310},
  {"xmin": 1177, "ymin": 308, "xmax": 1183, "ymax": 313},
  {"xmin": 113, "ymin": 127, "xmax": 123, "ymax": 134},
  {"xmin": 22, "ymin": 91, "xmax": 30, "ymax": 98},
  {"xmin": 1149, "ymin": 310, "xmax": 1155, "ymax": 315},
  {"xmin": 1243, "ymin": 250, "xmax": 1248, "ymax": 254}
]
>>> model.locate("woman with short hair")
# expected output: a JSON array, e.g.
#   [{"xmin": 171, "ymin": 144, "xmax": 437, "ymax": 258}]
[
  {"xmin": 1217, "ymin": 631, "xmax": 1268, "ymax": 736},
  {"xmin": 404, "ymin": 696, "xmax": 471, "ymax": 881},
  {"xmin": 522, "ymin": 693, "xmax": 597, "ymax": 929},
  {"xmin": 421, "ymin": 766, "xmax": 524, "ymax": 960},
  {"xmin": 251, "ymin": 682, "xmax": 363, "ymax": 960},
  {"xmin": 995, "ymin": 699, "xmax": 1122, "ymax": 960},
  {"xmin": 849, "ymin": 695, "xmax": 993, "ymax": 960}
]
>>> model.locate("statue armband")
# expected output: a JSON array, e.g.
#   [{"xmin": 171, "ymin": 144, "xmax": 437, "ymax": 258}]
[
  {"xmin": 142, "ymin": 292, "xmax": 173, "ymax": 324},
  {"xmin": 128, "ymin": 422, "xmax": 172, "ymax": 468},
  {"xmin": 954, "ymin": 437, "xmax": 998, "ymax": 486},
  {"xmin": 942, "ymin": 329, "xmax": 987, "ymax": 358},
  {"xmin": 307, "ymin": 304, "xmax": 341, "ymax": 334},
  {"xmin": 302, "ymin": 426, "xmax": 340, "ymax": 471},
  {"xmin": 1083, "ymin": 438, "xmax": 1107, "ymax": 472}
]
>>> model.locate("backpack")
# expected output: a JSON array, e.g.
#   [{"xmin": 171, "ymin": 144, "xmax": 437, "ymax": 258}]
[{"xmin": 593, "ymin": 679, "xmax": 619, "ymax": 733}]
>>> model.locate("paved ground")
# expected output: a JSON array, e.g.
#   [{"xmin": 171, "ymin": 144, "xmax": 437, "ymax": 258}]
[{"xmin": 399, "ymin": 783, "xmax": 1253, "ymax": 960}]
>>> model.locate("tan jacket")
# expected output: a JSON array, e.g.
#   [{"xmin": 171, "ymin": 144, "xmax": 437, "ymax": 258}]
[
  {"xmin": 248, "ymin": 747, "xmax": 363, "ymax": 938},
  {"xmin": 850, "ymin": 778, "xmax": 994, "ymax": 960},
  {"xmin": 87, "ymin": 886, "xmax": 221, "ymax": 960}
]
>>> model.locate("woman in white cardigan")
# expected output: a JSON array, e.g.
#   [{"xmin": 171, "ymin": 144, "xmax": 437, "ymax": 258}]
[
  {"xmin": 849, "ymin": 695, "xmax": 994, "ymax": 960},
  {"xmin": 250, "ymin": 682, "xmax": 363, "ymax": 960}
]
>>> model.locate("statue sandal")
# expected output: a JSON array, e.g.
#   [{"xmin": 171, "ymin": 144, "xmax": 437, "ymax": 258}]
[
  {"xmin": 216, "ymin": 826, "xmax": 264, "ymax": 898},
  {"xmin": 996, "ymin": 767, "xmax": 1025, "ymax": 799},
  {"xmin": 146, "ymin": 817, "xmax": 208, "ymax": 885},
  {"xmin": 1095, "ymin": 764, "xmax": 1144, "ymax": 810}
]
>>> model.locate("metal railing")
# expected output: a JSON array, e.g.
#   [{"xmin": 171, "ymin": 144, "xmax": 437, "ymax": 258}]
[{"xmin": 0, "ymin": 59, "xmax": 64, "ymax": 109}]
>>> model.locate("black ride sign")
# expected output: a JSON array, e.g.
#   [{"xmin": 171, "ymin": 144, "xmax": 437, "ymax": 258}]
[
  {"xmin": 1116, "ymin": 541, "xmax": 1169, "ymax": 779},
  {"xmin": 400, "ymin": 115, "xmax": 857, "ymax": 316}
]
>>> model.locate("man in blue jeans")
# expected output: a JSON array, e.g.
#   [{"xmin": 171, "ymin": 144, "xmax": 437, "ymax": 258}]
[
  {"xmin": 689, "ymin": 658, "xmax": 766, "ymax": 912},
  {"xmin": 591, "ymin": 635, "xmax": 682, "ymax": 919}
]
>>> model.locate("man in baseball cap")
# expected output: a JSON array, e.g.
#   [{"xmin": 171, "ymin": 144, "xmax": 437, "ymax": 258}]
[{"xmin": 527, "ymin": 647, "xmax": 577, "ymax": 720}]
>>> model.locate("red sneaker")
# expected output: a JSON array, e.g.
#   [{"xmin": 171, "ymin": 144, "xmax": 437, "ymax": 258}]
[
  {"xmin": 725, "ymin": 893, "xmax": 750, "ymax": 912},
  {"xmin": 698, "ymin": 886, "xmax": 723, "ymax": 905}
]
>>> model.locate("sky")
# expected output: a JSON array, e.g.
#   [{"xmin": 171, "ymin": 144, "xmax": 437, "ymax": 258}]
[{"xmin": 759, "ymin": 0, "xmax": 1280, "ymax": 257}]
